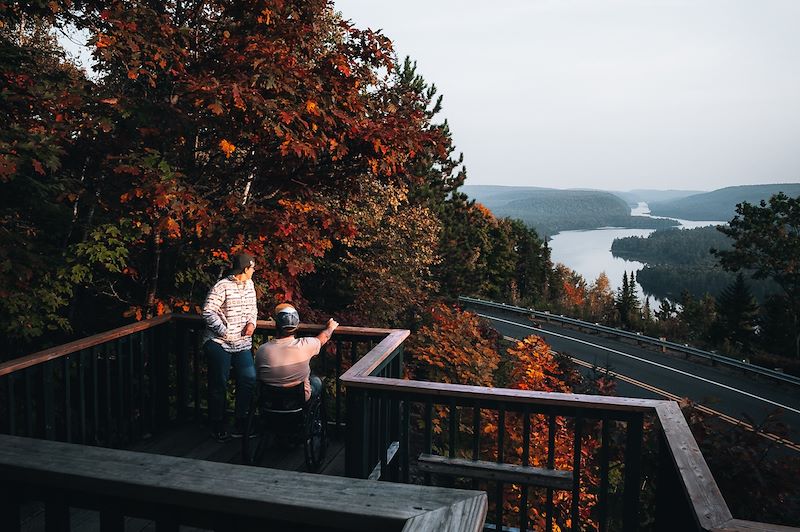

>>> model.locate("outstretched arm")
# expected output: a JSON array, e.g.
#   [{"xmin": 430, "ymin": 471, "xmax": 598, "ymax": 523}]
[{"xmin": 316, "ymin": 318, "xmax": 339, "ymax": 346}]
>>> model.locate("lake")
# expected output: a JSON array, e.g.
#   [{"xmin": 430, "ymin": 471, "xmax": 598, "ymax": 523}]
[{"xmin": 548, "ymin": 203, "xmax": 724, "ymax": 306}]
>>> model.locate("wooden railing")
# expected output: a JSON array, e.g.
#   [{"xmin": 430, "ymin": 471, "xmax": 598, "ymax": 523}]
[
  {"xmin": 0, "ymin": 434, "xmax": 487, "ymax": 532},
  {"xmin": 0, "ymin": 314, "xmax": 379, "ymax": 446},
  {"xmin": 340, "ymin": 327, "xmax": 799, "ymax": 532},
  {"xmin": 1, "ymin": 314, "xmax": 796, "ymax": 531}
]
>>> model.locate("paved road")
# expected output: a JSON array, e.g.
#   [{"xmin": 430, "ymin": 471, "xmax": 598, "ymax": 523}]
[{"xmin": 476, "ymin": 311, "xmax": 800, "ymax": 449}]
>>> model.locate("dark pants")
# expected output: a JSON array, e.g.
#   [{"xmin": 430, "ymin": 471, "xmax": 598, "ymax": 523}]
[
  {"xmin": 309, "ymin": 374, "xmax": 322, "ymax": 404},
  {"xmin": 205, "ymin": 340, "xmax": 256, "ymax": 431}
]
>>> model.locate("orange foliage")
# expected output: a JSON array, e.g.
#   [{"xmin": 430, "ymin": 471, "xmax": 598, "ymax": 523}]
[
  {"xmin": 406, "ymin": 303, "xmax": 499, "ymax": 386},
  {"xmin": 218, "ymin": 139, "xmax": 236, "ymax": 158},
  {"xmin": 500, "ymin": 335, "xmax": 600, "ymax": 529},
  {"xmin": 473, "ymin": 202, "xmax": 495, "ymax": 222},
  {"xmin": 409, "ymin": 311, "xmax": 602, "ymax": 530},
  {"xmin": 506, "ymin": 335, "xmax": 571, "ymax": 393}
]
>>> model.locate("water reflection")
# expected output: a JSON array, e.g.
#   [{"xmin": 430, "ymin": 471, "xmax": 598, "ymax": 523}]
[{"xmin": 547, "ymin": 202, "xmax": 724, "ymax": 308}]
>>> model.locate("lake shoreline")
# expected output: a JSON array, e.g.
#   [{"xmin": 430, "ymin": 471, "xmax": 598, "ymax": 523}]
[{"xmin": 547, "ymin": 203, "xmax": 724, "ymax": 306}]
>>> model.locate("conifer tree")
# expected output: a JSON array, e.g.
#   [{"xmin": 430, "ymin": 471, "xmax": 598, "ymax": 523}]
[
  {"xmin": 714, "ymin": 273, "xmax": 759, "ymax": 351},
  {"xmin": 679, "ymin": 290, "xmax": 717, "ymax": 345},
  {"xmin": 615, "ymin": 271, "xmax": 640, "ymax": 327},
  {"xmin": 714, "ymin": 192, "xmax": 800, "ymax": 357},
  {"xmin": 616, "ymin": 272, "xmax": 630, "ymax": 326}
]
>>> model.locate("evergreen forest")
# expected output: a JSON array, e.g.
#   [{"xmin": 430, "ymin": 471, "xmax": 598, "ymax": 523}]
[{"xmin": 611, "ymin": 226, "xmax": 778, "ymax": 302}]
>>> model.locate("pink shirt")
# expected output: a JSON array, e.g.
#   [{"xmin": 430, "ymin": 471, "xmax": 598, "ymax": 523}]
[{"xmin": 255, "ymin": 336, "xmax": 321, "ymax": 401}]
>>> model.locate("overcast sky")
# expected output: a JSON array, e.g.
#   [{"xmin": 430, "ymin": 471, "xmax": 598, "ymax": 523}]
[{"xmin": 335, "ymin": 0, "xmax": 800, "ymax": 191}]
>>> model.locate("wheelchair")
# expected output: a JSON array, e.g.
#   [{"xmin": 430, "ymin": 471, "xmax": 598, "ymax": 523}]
[{"xmin": 241, "ymin": 380, "xmax": 327, "ymax": 472}]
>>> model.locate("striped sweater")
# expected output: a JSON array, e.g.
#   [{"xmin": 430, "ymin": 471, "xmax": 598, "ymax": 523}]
[{"xmin": 202, "ymin": 276, "xmax": 258, "ymax": 352}]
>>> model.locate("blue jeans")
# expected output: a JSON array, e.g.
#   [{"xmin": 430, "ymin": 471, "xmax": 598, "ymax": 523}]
[
  {"xmin": 205, "ymin": 341, "xmax": 256, "ymax": 431},
  {"xmin": 309, "ymin": 374, "xmax": 322, "ymax": 404}
]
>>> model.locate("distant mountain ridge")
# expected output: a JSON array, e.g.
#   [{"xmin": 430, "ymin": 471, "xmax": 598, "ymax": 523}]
[
  {"xmin": 613, "ymin": 189, "xmax": 705, "ymax": 207},
  {"xmin": 648, "ymin": 183, "xmax": 800, "ymax": 221},
  {"xmin": 461, "ymin": 185, "xmax": 677, "ymax": 236}
]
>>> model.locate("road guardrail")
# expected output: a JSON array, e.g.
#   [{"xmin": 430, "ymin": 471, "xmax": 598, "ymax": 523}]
[{"xmin": 459, "ymin": 296, "xmax": 800, "ymax": 388}]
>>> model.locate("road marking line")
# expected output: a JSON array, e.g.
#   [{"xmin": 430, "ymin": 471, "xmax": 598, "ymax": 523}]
[
  {"xmin": 500, "ymin": 334, "xmax": 800, "ymax": 453},
  {"xmin": 480, "ymin": 313, "xmax": 800, "ymax": 416}
]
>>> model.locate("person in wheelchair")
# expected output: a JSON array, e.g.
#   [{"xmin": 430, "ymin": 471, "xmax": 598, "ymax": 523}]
[
  {"xmin": 255, "ymin": 304, "xmax": 338, "ymax": 409},
  {"xmin": 247, "ymin": 305, "xmax": 337, "ymax": 469}
]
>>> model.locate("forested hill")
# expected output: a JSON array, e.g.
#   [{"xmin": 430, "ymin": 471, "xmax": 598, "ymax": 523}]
[
  {"xmin": 649, "ymin": 183, "xmax": 800, "ymax": 221},
  {"xmin": 611, "ymin": 226, "xmax": 778, "ymax": 302},
  {"xmin": 462, "ymin": 186, "xmax": 677, "ymax": 236},
  {"xmin": 612, "ymin": 189, "xmax": 704, "ymax": 207}
]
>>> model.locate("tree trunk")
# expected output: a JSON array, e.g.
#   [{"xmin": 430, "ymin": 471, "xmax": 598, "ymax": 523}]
[
  {"xmin": 144, "ymin": 232, "xmax": 163, "ymax": 318},
  {"xmin": 242, "ymin": 170, "xmax": 256, "ymax": 205},
  {"xmin": 62, "ymin": 157, "xmax": 89, "ymax": 250}
]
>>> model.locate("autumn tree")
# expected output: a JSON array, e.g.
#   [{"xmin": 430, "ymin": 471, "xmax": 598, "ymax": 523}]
[
  {"xmin": 0, "ymin": 6, "xmax": 91, "ymax": 352},
  {"xmin": 406, "ymin": 303, "xmax": 499, "ymax": 386},
  {"xmin": 502, "ymin": 336, "xmax": 601, "ymax": 529},
  {"xmin": 585, "ymin": 272, "xmax": 615, "ymax": 322},
  {"xmin": 304, "ymin": 179, "xmax": 441, "ymax": 327},
  {"xmin": 407, "ymin": 308, "xmax": 605, "ymax": 530},
  {"xmin": 1, "ymin": 1, "xmax": 465, "ymax": 350}
]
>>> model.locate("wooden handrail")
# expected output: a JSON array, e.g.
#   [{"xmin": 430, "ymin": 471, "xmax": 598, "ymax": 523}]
[
  {"xmin": 0, "ymin": 434, "xmax": 487, "ymax": 532},
  {"xmin": 171, "ymin": 313, "xmax": 400, "ymax": 336},
  {"xmin": 0, "ymin": 314, "xmax": 172, "ymax": 377},
  {"xmin": 344, "ymin": 330, "xmax": 410, "ymax": 377},
  {"xmin": 655, "ymin": 401, "xmax": 732, "ymax": 530},
  {"xmin": 340, "ymin": 328, "xmax": 799, "ymax": 531},
  {"xmin": 342, "ymin": 375, "xmax": 666, "ymax": 413},
  {"xmin": 0, "ymin": 314, "xmax": 395, "ymax": 378}
]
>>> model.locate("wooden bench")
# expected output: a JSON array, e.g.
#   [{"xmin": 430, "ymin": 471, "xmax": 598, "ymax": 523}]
[{"xmin": 417, "ymin": 454, "xmax": 573, "ymax": 491}]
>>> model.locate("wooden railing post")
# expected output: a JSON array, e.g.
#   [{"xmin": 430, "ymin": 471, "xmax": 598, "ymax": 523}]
[
  {"xmin": 175, "ymin": 323, "xmax": 189, "ymax": 421},
  {"xmin": 43, "ymin": 360, "xmax": 55, "ymax": 440},
  {"xmin": 0, "ymin": 483, "xmax": 21, "ymax": 532},
  {"xmin": 156, "ymin": 324, "xmax": 172, "ymax": 430},
  {"xmin": 5, "ymin": 373, "xmax": 17, "ymax": 436},
  {"xmin": 99, "ymin": 499, "xmax": 124, "ymax": 532},
  {"xmin": 655, "ymin": 430, "xmax": 696, "ymax": 531},
  {"xmin": 44, "ymin": 491, "xmax": 69, "ymax": 532},
  {"xmin": 622, "ymin": 413, "xmax": 644, "ymax": 532},
  {"xmin": 345, "ymin": 387, "xmax": 369, "ymax": 478}
]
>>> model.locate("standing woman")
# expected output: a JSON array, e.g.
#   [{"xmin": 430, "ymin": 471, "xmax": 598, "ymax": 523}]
[{"xmin": 202, "ymin": 253, "xmax": 258, "ymax": 441}]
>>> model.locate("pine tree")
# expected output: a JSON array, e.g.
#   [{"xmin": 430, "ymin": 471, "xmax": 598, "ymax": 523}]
[
  {"xmin": 714, "ymin": 273, "xmax": 759, "ymax": 351},
  {"xmin": 616, "ymin": 271, "xmax": 641, "ymax": 328},
  {"xmin": 616, "ymin": 272, "xmax": 631, "ymax": 326},
  {"xmin": 628, "ymin": 271, "xmax": 641, "ymax": 319},
  {"xmin": 760, "ymin": 294, "xmax": 796, "ymax": 356},
  {"xmin": 656, "ymin": 299, "xmax": 675, "ymax": 321},
  {"xmin": 714, "ymin": 192, "xmax": 800, "ymax": 357}
]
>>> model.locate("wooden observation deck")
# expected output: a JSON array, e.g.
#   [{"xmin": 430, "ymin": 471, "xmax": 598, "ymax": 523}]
[{"xmin": 0, "ymin": 314, "xmax": 796, "ymax": 531}]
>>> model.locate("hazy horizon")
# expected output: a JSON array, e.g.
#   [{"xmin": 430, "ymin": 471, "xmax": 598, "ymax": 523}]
[
  {"xmin": 336, "ymin": 0, "xmax": 800, "ymax": 191},
  {"xmin": 462, "ymin": 182, "xmax": 800, "ymax": 193}
]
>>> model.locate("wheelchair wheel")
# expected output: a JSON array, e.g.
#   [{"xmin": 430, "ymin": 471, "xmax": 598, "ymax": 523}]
[{"xmin": 303, "ymin": 394, "xmax": 327, "ymax": 472}]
